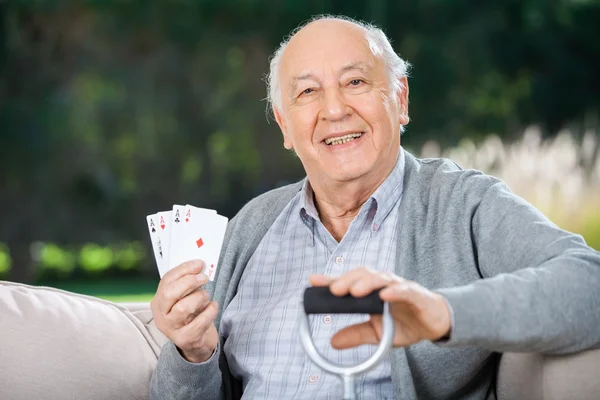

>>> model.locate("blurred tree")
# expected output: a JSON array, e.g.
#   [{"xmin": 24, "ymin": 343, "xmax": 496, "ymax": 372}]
[{"xmin": 0, "ymin": 0, "xmax": 599, "ymax": 283}]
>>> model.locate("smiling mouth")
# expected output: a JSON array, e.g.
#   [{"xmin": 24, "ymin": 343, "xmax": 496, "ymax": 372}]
[{"xmin": 324, "ymin": 132, "xmax": 364, "ymax": 146}]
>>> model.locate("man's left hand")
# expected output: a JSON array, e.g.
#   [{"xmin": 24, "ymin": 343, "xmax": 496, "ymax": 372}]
[{"xmin": 310, "ymin": 267, "xmax": 452, "ymax": 349}]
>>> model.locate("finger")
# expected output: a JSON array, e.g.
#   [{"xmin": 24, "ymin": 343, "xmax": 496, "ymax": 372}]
[
  {"xmin": 161, "ymin": 259, "xmax": 206, "ymax": 286},
  {"xmin": 160, "ymin": 272, "xmax": 209, "ymax": 314},
  {"xmin": 175, "ymin": 301, "xmax": 219, "ymax": 341},
  {"xmin": 380, "ymin": 282, "xmax": 451, "ymax": 340},
  {"xmin": 168, "ymin": 289, "xmax": 211, "ymax": 329},
  {"xmin": 379, "ymin": 282, "xmax": 425, "ymax": 310},
  {"xmin": 329, "ymin": 266, "xmax": 376, "ymax": 296},
  {"xmin": 330, "ymin": 321, "xmax": 379, "ymax": 349},
  {"xmin": 348, "ymin": 271, "xmax": 397, "ymax": 297},
  {"xmin": 309, "ymin": 274, "xmax": 334, "ymax": 287}
]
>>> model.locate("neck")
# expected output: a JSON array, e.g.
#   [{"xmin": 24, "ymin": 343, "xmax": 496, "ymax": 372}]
[{"xmin": 310, "ymin": 149, "xmax": 400, "ymax": 242}]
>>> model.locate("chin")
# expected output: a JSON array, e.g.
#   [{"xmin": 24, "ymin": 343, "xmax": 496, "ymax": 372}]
[{"xmin": 328, "ymin": 165, "xmax": 371, "ymax": 183}]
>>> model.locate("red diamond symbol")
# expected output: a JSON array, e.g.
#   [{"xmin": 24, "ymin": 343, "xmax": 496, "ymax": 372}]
[
  {"xmin": 185, "ymin": 218, "xmax": 189, "ymax": 223},
  {"xmin": 196, "ymin": 238, "xmax": 204, "ymax": 248}
]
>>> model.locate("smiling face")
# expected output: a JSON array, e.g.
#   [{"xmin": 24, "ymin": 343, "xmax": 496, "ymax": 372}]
[{"xmin": 273, "ymin": 19, "xmax": 409, "ymax": 187}]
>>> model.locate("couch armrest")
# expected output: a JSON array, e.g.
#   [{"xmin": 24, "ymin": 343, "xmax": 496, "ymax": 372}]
[
  {"xmin": 119, "ymin": 301, "xmax": 169, "ymax": 351},
  {"xmin": 498, "ymin": 347, "xmax": 600, "ymax": 400},
  {"xmin": 0, "ymin": 282, "xmax": 168, "ymax": 400},
  {"xmin": 120, "ymin": 301, "xmax": 152, "ymax": 314}
]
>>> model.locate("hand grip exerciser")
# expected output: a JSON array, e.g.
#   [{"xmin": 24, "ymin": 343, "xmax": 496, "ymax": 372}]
[{"xmin": 298, "ymin": 287, "xmax": 395, "ymax": 400}]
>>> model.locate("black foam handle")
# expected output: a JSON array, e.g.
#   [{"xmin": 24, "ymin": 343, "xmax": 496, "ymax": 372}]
[{"xmin": 303, "ymin": 287, "xmax": 384, "ymax": 314}]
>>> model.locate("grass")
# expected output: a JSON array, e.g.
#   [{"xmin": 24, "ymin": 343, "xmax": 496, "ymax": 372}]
[
  {"xmin": 40, "ymin": 278, "xmax": 158, "ymax": 303},
  {"xmin": 99, "ymin": 293, "xmax": 154, "ymax": 302}
]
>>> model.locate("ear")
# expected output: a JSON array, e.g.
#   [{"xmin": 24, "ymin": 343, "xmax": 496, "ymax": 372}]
[
  {"xmin": 396, "ymin": 76, "xmax": 409, "ymax": 126},
  {"xmin": 274, "ymin": 106, "xmax": 293, "ymax": 150}
]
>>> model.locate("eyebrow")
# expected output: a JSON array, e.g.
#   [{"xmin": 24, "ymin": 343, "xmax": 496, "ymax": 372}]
[
  {"xmin": 339, "ymin": 61, "xmax": 371, "ymax": 75},
  {"xmin": 289, "ymin": 61, "xmax": 372, "ymax": 94}
]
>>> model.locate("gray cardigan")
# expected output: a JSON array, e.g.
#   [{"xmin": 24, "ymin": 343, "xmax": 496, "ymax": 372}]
[{"xmin": 151, "ymin": 150, "xmax": 600, "ymax": 399}]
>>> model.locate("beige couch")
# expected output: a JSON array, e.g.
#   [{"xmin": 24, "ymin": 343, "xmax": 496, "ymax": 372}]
[{"xmin": 1, "ymin": 281, "xmax": 599, "ymax": 400}]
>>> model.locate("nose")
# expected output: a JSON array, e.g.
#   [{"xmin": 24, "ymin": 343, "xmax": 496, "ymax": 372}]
[{"xmin": 319, "ymin": 87, "xmax": 351, "ymax": 122}]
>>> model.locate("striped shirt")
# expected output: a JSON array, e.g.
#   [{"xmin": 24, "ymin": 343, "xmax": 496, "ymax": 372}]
[{"xmin": 220, "ymin": 150, "xmax": 405, "ymax": 399}]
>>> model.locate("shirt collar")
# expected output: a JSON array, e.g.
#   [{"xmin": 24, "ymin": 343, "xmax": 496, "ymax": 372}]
[
  {"xmin": 299, "ymin": 179, "xmax": 320, "ymax": 221},
  {"xmin": 299, "ymin": 148, "xmax": 405, "ymax": 229}
]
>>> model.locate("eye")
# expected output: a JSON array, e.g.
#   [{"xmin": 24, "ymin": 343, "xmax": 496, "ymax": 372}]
[
  {"xmin": 349, "ymin": 79, "xmax": 364, "ymax": 86},
  {"xmin": 302, "ymin": 88, "xmax": 314, "ymax": 95}
]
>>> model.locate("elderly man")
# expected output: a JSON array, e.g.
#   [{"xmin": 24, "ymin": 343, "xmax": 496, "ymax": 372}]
[{"xmin": 149, "ymin": 15, "xmax": 600, "ymax": 399}]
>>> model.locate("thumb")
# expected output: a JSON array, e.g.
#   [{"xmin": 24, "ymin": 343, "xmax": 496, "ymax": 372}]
[{"xmin": 331, "ymin": 320, "xmax": 379, "ymax": 349}]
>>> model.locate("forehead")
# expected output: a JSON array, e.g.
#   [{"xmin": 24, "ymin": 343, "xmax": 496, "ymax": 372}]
[{"xmin": 280, "ymin": 21, "xmax": 380, "ymax": 82}]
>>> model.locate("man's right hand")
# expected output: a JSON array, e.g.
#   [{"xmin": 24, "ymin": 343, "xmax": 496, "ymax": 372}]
[{"xmin": 150, "ymin": 260, "xmax": 219, "ymax": 363}]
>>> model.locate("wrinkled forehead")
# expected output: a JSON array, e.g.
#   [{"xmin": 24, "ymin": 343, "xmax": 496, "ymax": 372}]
[{"xmin": 279, "ymin": 21, "xmax": 381, "ymax": 86}]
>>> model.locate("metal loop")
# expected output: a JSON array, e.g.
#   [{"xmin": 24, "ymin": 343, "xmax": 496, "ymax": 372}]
[{"xmin": 298, "ymin": 301, "xmax": 395, "ymax": 398}]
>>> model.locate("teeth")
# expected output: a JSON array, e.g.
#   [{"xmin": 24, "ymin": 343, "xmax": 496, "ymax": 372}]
[{"xmin": 325, "ymin": 132, "xmax": 363, "ymax": 145}]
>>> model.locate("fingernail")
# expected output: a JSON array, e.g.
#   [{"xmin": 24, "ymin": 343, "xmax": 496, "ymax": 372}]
[{"xmin": 197, "ymin": 273, "xmax": 208, "ymax": 282}]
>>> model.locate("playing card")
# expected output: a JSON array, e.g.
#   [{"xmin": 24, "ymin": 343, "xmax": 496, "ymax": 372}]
[
  {"xmin": 155, "ymin": 210, "xmax": 172, "ymax": 278},
  {"xmin": 145, "ymin": 213, "xmax": 165, "ymax": 272},
  {"xmin": 168, "ymin": 204, "xmax": 185, "ymax": 272},
  {"xmin": 171, "ymin": 205, "xmax": 228, "ymax": 280},
  {"xmin": 168, "ymin": 205, "xmax": 217, "ymax": 269}
]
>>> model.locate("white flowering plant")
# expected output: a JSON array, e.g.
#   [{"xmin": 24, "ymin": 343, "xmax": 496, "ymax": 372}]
[{"xmin": 419, "ymin": 127, "xmax": 600, "ymax": 251}]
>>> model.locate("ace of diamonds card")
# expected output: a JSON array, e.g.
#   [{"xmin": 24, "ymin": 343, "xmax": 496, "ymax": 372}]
[{"xmin": 170, "ymin": 205, "xmax": 227, "ymax": 280}]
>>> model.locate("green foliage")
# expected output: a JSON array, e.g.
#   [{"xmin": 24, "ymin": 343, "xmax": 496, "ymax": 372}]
[
  {"xmin": 40, "ymin": 243, "xmax": 77, "ymax": 276},
  {"xmin": 113, "ymin": 242, "xmax": 146, "ymax": 271},
  {"xmin": 548, "ymin": 211, "xmax": 600, "ymax": 251},
  {"xmin": 79, "ymin": 243, "xmax": 114, "ymax": 274},
  {"xmin": 0, "ymin": 243, "xmax": 11, "ymax": 277},
  {"xmin": 580, "ymin": 212, "xmax": 600, "ymax": 251},
  {"xmin": 34, "ymin": 242, "xmax": 145, "ymax": 280}
]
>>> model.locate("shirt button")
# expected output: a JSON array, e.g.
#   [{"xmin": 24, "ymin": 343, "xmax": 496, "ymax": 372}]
[
  {"xmin": 335, "ymin": 256, "xmax": 344, "ymax": 264},
  {"xmin": 308, "ymin": 374, "xmax": 319, "ymax": 384},
  {"xmin": 373, "ymin": 223, "xmax": 379, "ymax": 231},
  {"xmin": 323, "ymin": 315, "xmax": 332, "ymax": 324}
]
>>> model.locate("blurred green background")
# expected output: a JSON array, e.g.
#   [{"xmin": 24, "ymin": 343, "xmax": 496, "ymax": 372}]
[{"xmin": 1, "ymin": 0, "xmax": 599, "ymax": 302}]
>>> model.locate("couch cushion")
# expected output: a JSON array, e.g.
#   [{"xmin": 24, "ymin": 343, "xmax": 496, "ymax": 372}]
[
  {"xmin": 497, "ymin": 348, "xmax": 600, "ymax": 400},
  {"xmin": 0, "ymin": 281, "xmax": 168, "ymax": 400},
  {"xmin": 543, "ymin": 348, "xmax": 600, "ymax": 400},
  {"xmin": 497, "ymin": 352, "xmax": 543, "ymax": 400}
]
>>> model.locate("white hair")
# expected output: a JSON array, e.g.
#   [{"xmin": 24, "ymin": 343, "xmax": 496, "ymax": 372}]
[{"xmin": 265, "ymin": 15, "xmax": 411, "ymax": 129}]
